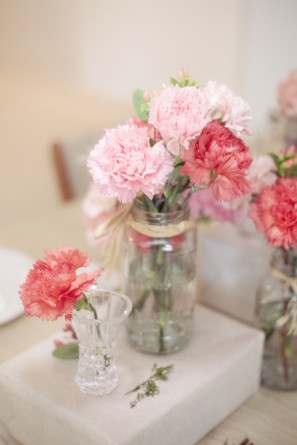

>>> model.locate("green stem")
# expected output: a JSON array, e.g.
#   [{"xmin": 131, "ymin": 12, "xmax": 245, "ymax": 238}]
[
  {"xmin": 125, "ymin": 364, "xmax": 173, "ymax": 395},
  {"xmin": 131, "ymin": 288, "xmax": 150, "ymax": 315}
]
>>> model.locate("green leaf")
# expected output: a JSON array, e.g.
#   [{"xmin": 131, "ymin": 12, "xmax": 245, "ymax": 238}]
[
  {"xmin": 210, "ymin": 169, "xmax": 216, "ymax": 181},
  {"xmin": 74, "ymin": 295, "xmax": 88, "ymax": 311},
  {"xmin": 132, "ymin": 89, "xmax": 149, "ymax": 122},
  {"xmin": 268, "ymin": 152, "xmax": 279, "ymax": 163},
  {"xmin": 143, "ymin": 194, "xmax": 158, "ymax": 214},
  {"xmin": 52, "ymin": 342, "xmax": 79, "ymax": 360},
  {"xmin": 285, "ymin": 164, "xmax": 297, "ymax": 177},
  {"xmin": 169, "ymin": 165, "xmax": 182, "ymax": 182},
  {"xmin": 170, "ymin": 77, "xmax": 180, "ymax": 86}
]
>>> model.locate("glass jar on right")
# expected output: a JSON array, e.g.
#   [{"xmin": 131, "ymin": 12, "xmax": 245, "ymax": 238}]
[{"xmin": 255, "ymin": 248, "xmax": 297, "ymax": 390}]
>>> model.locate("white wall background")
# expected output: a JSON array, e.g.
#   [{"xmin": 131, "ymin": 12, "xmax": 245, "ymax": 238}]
[
  {"xmin": 1, "ymin": 0, "xmax": 297, "ymax": 129},
  {"xmin": 0, "ymin": 0, "xmax": 297, "ymax": 221}
]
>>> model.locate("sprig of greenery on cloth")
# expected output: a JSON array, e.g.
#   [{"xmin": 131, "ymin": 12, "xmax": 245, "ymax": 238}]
[{"xmin": 126, "ymin": 363, "xmax": 173, "ymax": 408}]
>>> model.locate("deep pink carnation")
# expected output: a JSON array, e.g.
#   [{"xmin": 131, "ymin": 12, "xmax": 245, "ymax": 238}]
[
  {"xmin": 19, "ymin": 247, "xmax": 102, "ymax": 321},
  {"xmin": 181, "ymin": 120, "xmax": 252, "ymax": 202},
  {"xmin": 87, "ymin": 125, "xmax": 174, "ymax": 203},
  {"xmin": 148, "ymin": 85, "xmax": 211, "ymax": 153},
  {"xmin": 278, "ymin": 70, "xmax": 297, "ymax": 117},
  {"xmin": 249, "ymin": 178, "xmax": 297, "ymax": 250}
]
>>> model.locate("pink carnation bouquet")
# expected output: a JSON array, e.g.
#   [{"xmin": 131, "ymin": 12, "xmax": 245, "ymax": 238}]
[
  {"xmin": 248, "ymin": 145, "xmax": 297, "ymax": 384},
  {"xmin": 86, "ymin": 70, "xmax": 253, "ymax": 241},
  {"xmin": 249, "ymin": 145, "xmax": 297, "ymax": 250}
]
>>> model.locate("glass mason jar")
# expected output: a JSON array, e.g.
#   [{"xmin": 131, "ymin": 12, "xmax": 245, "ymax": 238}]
[
  {"xmin": 124, "ymin": 204, "xmax": 197, "ymax": 355},
  {"xmin": 255, "ymin": 248, "xmax": 297, "ymax": 390}
]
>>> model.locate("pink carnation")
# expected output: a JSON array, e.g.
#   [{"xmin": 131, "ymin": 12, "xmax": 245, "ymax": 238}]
[
  {"xmin": 19, "ymin": 247, "xmax": 102, "ymax": 321},
  {"xmin": 181, "ymin": 120, "xmax": 252, "ymax": 202},
  {"xmin": 249, "ymin": 178, "xmax": 297, "ymax": 250},
  {"xmin": 87, "ymin": 125, "xmax": 173, "ymax": 203},
  {"xmin": 203, "ymin": 81, "xmax": 252, "ymax": 136},
  {"xmin": 148, "ymin": 85, "xmax": 211, "ymax": 154},
  {"xmin": 189, "ymin": 188, "xmax": 246, "ymax": 223},
  {"xmin": 278, "ymin": 70, "xmax": 297, "ymax": 117},
  {"xmin": 247, "ymin": 155, "xmax": 277, "ymax": 194}
]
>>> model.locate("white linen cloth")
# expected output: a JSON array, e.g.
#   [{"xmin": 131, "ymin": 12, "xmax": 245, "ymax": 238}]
[{"xmin": 0, "ymin": 305, "xmax": 263, "ymax": 445}]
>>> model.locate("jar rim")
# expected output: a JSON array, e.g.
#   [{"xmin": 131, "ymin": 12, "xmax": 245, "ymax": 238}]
[
  {"xmin": 131, "ymin": 202, "xmax": 190, "ymax": 225},
  {"xmin": 72, "ymin": 288, "xmax": 132, "ymax": 324}
]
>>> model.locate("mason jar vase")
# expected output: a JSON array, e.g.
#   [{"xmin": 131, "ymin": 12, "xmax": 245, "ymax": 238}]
[
  {"xmin": 124, "ymin": 204, "xmax": 197, "ymax": 355},
  {"xmin": 255, "ymin": 248, "xmax": 297, "ymax": 390}
]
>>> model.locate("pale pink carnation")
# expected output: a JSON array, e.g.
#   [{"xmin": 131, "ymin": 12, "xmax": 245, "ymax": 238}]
[
  {"xmin": 247, "ymin": 155, "xmax": 277, "ymax": 193},
  {"xmin": 87, "ymin": 125, "xmax": 174, "ymax": 203},
  {"xmin": 181, "ymin": 120, "xmax": 252, "ymax": 202},
  {"xmin": 278, "ymin": 70, "xmax": 297, "ymax": 117},
  {"xmin": 82, "ymin": 182, "xmax": 120, "ymax": 246},
  {"xmin": 249, "ymin": 178, "xmax": 297, "ymax": 250},
  {"xmin": 203, "ymin": 81, "xmax": 252, "ymax": 137},
  {"xmin": 189, "ymin": 188, "xmax": 246, "ymax": 223},
  {"xmin": 19, "ymin": 247, "xmax": 102, "ymax": 321},
  {"xmin": 148, "ymin": 85, "xmax": 211, "ymax": 154}
]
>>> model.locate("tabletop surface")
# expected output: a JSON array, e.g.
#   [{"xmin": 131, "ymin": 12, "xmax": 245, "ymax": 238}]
[{"xmin": 0, "ymin": 200, "xmax": 296, "ymax": 445}]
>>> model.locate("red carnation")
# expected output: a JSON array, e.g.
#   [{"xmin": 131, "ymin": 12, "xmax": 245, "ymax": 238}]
[{"xmin": 181, "ymin": 120, "xmax": 252, "ymax": 201}]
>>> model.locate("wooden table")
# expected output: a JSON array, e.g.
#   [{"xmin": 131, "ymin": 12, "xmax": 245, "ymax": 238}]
[{"xmin": 0, "ymin": 201, "xmax": 296, "ymax": 445}]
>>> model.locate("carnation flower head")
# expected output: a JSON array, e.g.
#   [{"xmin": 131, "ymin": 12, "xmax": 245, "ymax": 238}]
[
  {"xmin": 203, "ymin": 81, "xmax": 252, "ymax": 137},
  {"xmin": 247, "ymin": 155, "xmax": 277, "ymax": 194},
  {"xmin": 19, "ymin": 247, "xmax": 102, "ymax": 321},
  {"xmin": 148, "ymin": 85, "xmax": 211, "ymax": 154},
  {"xmin": 87, "ymin": 125, "xmax": 173, "ymax": 203},
  {"xmin": 181, "ymin": 120, "xmax": 252, "ymax": 202},
  {"xmin": 249, "ymin": 178, "xmax": 297, "ymax": 250},
  {"xmin": 278, "ymin": 70, "xmax": 297, "ymax": 117}
]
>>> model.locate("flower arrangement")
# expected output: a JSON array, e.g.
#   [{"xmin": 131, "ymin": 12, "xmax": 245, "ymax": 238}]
[
  {"xmin": 84, "ymin": 70, "xmax": 254, "ymax": 354},
  {"xmin": 86, "ymin": 70, "xmax": 253, "ymax": 257},
  {"xmin": 19, "ymin": 246, "xmax": 103, "ymax": 321},
  {"xmin": 248, "ymin": 145, "xmax": 297, "ymax": 387}
]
